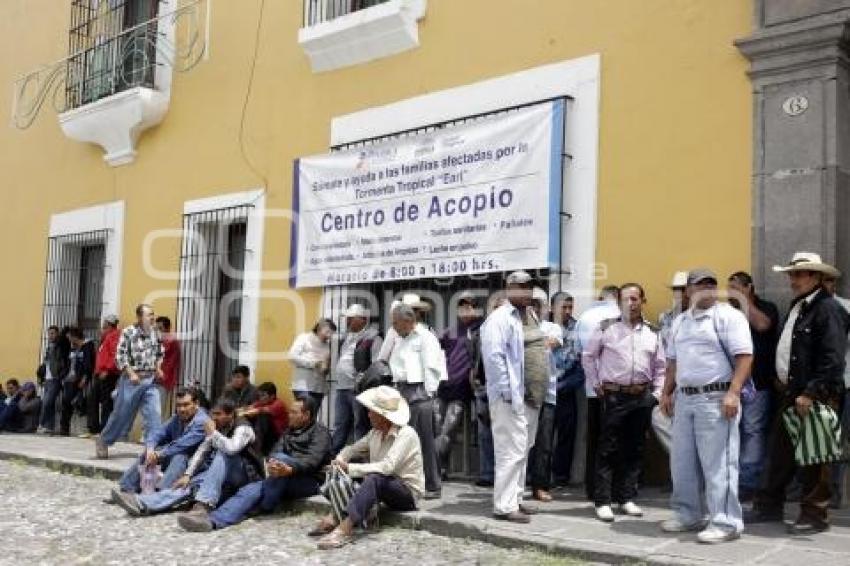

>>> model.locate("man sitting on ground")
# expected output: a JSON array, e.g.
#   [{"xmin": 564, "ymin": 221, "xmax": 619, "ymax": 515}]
[
  {"xmin": 177, "ymin": 396, "xmax": 331, "ymax": 531},
  {"xmin": 113, "ymin": 399, "xmax": 263, "ymax": 518},
  {"xmin": 237, "ymin": 381, "xmax": 288, "ymax": 455},
  {"xmin": 113, "ymin": 387, "xmax": 209, "ymax": 496},
  {"xmin": 311, "ymin": 385, "xmax": 424, "ymax": 550},
  {"xmin": 0, "ymin": 380, "xmax": 41, "ymax": 433},
  {"xmin": 221, "ymin": 366, "xmax": 258, "ymax": 408}
]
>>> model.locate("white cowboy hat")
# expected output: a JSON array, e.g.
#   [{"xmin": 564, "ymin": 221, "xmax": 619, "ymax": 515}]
[
  {"xmin": 772, "ymin": 252, "xmax": 841, "ymax": 278},
  {"xmin": 668, "ymin": 271, "xmax": 689, "ymax": 289},
  {"xmin": 356, "ymin": 385, "xmax": 410, "ymax": 426},
  {"xmin": 400, "ymin": 293, "xmax": 431, "ymax": 311},
  {"xmin": 343, "ymin": 304, "xmax": 369, "ymax": 318}
]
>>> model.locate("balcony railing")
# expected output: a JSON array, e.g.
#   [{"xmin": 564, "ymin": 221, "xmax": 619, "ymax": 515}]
[
  {"xmin": 12, "ymin": 0, "xmax": 209, "ymax": 130},
  {"xmin": 302, "ymin": 0, "xmax": 391, "ymax": 27}
]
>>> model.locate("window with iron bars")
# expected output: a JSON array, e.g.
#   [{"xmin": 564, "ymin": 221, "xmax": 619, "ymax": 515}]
[
  {"xmin": 175, "ymin": 206, "xmax": 250, "ymax": 402},
  {"xmin": 66, "ymin": 0, "xmax": 160, "ymax": 110},
  {"xmin": 324, "ymin": 98, "xmax": 569, "ymax": 477},
  {"xmin": 40, "ymin": 230, "xmax": 109, "ymax": 359},
  {"xmin": 303, "ymin": 0, "xmax": 390, "ymax": 27}
]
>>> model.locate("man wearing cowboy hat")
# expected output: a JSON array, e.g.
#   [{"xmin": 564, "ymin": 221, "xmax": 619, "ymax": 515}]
[
  {"xmin": 749, "ymin": 252, "xmax": 850, "ymax": 534},
  {"xmin": 331, "ymin": 303, "xmax": 383, "ymax": 454},
  {"xmin": 314, "ymin": 385, "xmax": 424, "ymax": 549},
  {"xmin": 386, "ymin": 303, "xmax": 447, "ymax": 499}
]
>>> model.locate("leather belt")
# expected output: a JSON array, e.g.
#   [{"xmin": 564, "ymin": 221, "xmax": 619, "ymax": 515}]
[
  {"xmin": 679, "ymin": 382, "xmax": 731, "ymax": 395},
  {"xmin": 602, "ymin": 383, "xmax": 649, "ymax": 395}
]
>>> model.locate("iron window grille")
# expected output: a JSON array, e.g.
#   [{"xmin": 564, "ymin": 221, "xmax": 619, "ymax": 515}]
[
  {"xmin": 323, "ymin": 97, "xmax": 570, "ymax": 475},
  {"xmin": 66, "ymin": 0, "xmax": 160, "ymax": 111},
  {"xmin": 176, "ymin": 205, "xmax": 251, "ymax": 401},
  {"xmin": 302, "ymin": 0, "xmax": 390, "ymax": 27},
  {"xmin": 40, "ymin": 229, "xmax": 109, "ymax": 359}
]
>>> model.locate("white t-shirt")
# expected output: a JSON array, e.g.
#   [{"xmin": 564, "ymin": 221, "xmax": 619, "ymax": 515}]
[{"xmin": 667, "ymin": 303, "xmax": 753, "ymax": 387}]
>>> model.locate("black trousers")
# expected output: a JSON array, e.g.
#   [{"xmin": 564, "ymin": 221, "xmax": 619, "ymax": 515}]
[
  {"xmin": 755, "ymin": 396, "xmax": 837, "ymax": 524},
  {"xmin": 409, "ymin": 398, "xmax": 441, "ymax": 493},
  {"xmin": 552, "ymin": 388, "xmax": 579, "ymax": 485},
  {"xmin": 434, "ymin": 398, "xmax": 466, "ymax": 475},
  {"xmin": 86, "ymin": 373, "xmax": 119, "ymax": 434},
  {"xmin": 594, "ymin": 390, "xmax": 654, "ymax": 506},
  {"xmin": 528, "ymin": 402, "xmax": 557, "ymax": 490},
  {"xmin": 60, "ymin": 380, "xmax": 81, "ymax": 435},
  {"xmin": 585, "ymin": 397, "xmax": 602, "ymax": 500},
  {"xmin": 252, "ymin": 412, "xmax": 281, "ymax": 456}
]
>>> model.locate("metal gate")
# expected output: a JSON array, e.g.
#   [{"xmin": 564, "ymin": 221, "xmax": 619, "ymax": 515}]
[
  {"xmin": 175, "ymin": 205, "xmax": 251, "ymax": 401},
  {"xmin": 321, "ymin": 97, "xmax": 570, "ymax": 477},
  {"xmin": 40, "ymin": 229, "xmax": 109, "ymax": 357}
]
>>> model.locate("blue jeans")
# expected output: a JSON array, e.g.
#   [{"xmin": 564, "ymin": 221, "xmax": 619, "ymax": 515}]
[
  {"xmin": 118, "ymin": 453, "xmax": 189, "ymax": 493},
  {"xmin": 208, "ymin": 453, "xmax": 320, "ymax": 529},
  {"xmin": 138, "ymin": 452, "xmax": 247, "ymax": 513},
  {"xmin": 39, "ymin": 379, "xmax": 61, "ymax": 430},
  {"xmin": 739, "ymin": 389, "xmax": 771, "ymax": 493},
  {"xmin": 670, "ymin": 391, "xmax": 742, "ymax": 533},
  {"xmin": 331, "ymin": 389, "xmax": 369, "ymax": 454},
  {"xmin": 100, "ymin": 374, "xmax": 161, "ymax": 447},
  {"xmin": 475, "ymin": 389, "xmax": 495, "ymax": 482}
]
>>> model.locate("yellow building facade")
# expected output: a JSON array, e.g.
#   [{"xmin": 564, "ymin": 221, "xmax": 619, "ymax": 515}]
[{"xmin": 0, "ymin": 0, "xmax": 755, "ymax": 396}]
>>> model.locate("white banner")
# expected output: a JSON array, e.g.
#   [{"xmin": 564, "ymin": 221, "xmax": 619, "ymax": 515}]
[{"xmin": 290, "ymin": 100, "xmax": 565, "ymax": 288}]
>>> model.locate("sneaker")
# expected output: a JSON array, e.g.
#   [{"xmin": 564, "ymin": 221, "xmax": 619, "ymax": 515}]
[
  {"xmin": 422, "ymin": 490, "xmax": 442, "ymax": 500},
  {"xmin": 474, "ymin": 479, "xmax": 494, "ymax": 488},
  {"xmin": 78, "ymin": 432, "xmax": 92, "ymax": 439},
  {"xmin": 114, "ymin": 491, "xmax": 143, "ymax": 517},
  {"xmin": 696, "ymin": 526, "xmax": 740, "ymax": 544},
  {"xmin": 595, "ymin": 505, "xmax": 615, "ymax": 522},
  {"xmin": 661, "ymin": 518, "xmax": 703, "ymax": 533},
  {"xmin": 788, "ymin": 518, "xmax": 829, "ymax": 535},
  {"xmin": 620, "ymin": 501, "xmax": 643, "ymax": 517},
  {"xmin": 95, "ymin": 438, "xmax": 108, "ymax": 459},
  {"xmin": 35, "ymin": 426, "xmax": 49, "ymax": 435}
]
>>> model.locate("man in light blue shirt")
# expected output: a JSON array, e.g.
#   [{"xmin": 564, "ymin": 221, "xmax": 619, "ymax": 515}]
[
  {"xmin": 481, "ymin": 270, "xmax": 538, "ymax": 523},
  {"xmin": 659, "ymin": 269, "xmax": 753, "ymax": 544}
]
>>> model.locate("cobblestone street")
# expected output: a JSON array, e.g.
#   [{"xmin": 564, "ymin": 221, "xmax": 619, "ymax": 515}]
[{"xmin": 0, "ymin": 460, "xmax": 578, "ymax": 566}]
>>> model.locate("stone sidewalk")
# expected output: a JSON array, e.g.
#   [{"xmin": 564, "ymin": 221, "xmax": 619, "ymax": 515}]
[{"xmin": 1, "ymin": 433, "xmax": 849, "ymax": 565}]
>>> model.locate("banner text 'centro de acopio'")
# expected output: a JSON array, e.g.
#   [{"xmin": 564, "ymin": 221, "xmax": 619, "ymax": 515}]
[{"xmin": 290, "ymin": 100, "xmax": 565, "ymax": 288}]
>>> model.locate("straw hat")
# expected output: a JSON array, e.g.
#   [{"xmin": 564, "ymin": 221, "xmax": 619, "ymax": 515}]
[
  {"xmin": 356, "ymin": 385, "xmax": 410, "ymax": 426},
  {"xmin": 343, "ymin": 304, "xmax": 369, "ymax": 318},
  {"xmin": 399, "ymin": 293, "xmax": 431, "ymax": 311},
  {"xmin": 772, "ymin": 252, "xmax": 841, "ymax": 278}
]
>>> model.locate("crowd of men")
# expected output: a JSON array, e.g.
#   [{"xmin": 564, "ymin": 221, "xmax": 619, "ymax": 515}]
[{"xmin": 6, "ymin": 249, "xmax": 849, "ymax": 549}]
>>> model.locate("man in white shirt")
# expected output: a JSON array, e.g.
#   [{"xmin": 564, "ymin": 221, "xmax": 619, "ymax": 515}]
[
  {"xmin": 388, "ymin": 304, "xmax": 447, "ymax": 499},
  {"xmin": 575, "ymin": 285, "xmax": 621, "ymax": 500},
  {"xmin": 659, "ymin": 269, "xmax": 753, "ymax": 544}
]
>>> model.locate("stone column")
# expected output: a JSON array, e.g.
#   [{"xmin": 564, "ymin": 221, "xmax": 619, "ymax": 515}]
[{"xmin": 736, "ymin": 2, "xmax": 850, "ymax": 306}]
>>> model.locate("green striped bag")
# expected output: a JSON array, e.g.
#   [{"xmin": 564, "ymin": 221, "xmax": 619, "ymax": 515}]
[{"xmin": 781, "ymin": 402, "xmax": 844, "ymax": 467}]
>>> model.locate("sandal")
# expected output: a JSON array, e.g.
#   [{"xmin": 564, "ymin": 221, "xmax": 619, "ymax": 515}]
[
  {"xmin": 317, "ymin": 529, "xmax": 354, "ymax": 550},
  {"xmin": 307, "ymin": 519, "xmax": 337, "ymax": 537}
]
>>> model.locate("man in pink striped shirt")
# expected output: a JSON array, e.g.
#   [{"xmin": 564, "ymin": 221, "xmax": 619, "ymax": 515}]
[{"xmin": 581, "ymin": 283, "xmax": 665, "ymax": 522}]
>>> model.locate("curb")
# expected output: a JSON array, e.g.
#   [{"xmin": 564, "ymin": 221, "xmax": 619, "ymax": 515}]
[{"xmin": 0, "ymin": 451, "xmax": 673, "ymax": 564}]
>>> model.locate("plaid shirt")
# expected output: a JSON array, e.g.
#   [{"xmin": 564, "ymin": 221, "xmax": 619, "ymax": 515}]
[{"xmin": 115, "ymin": 324, "xmax": 164, "ymax": 372}]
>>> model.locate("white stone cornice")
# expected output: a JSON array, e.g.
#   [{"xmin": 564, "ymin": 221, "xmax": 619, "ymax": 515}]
[
  {"xmin": 299, "ymin": 0, "xmax": 427, "ymax": 73},
  {"xmin": 58, "ymin": 87, "xmax": 169, "ymax": 166}
]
